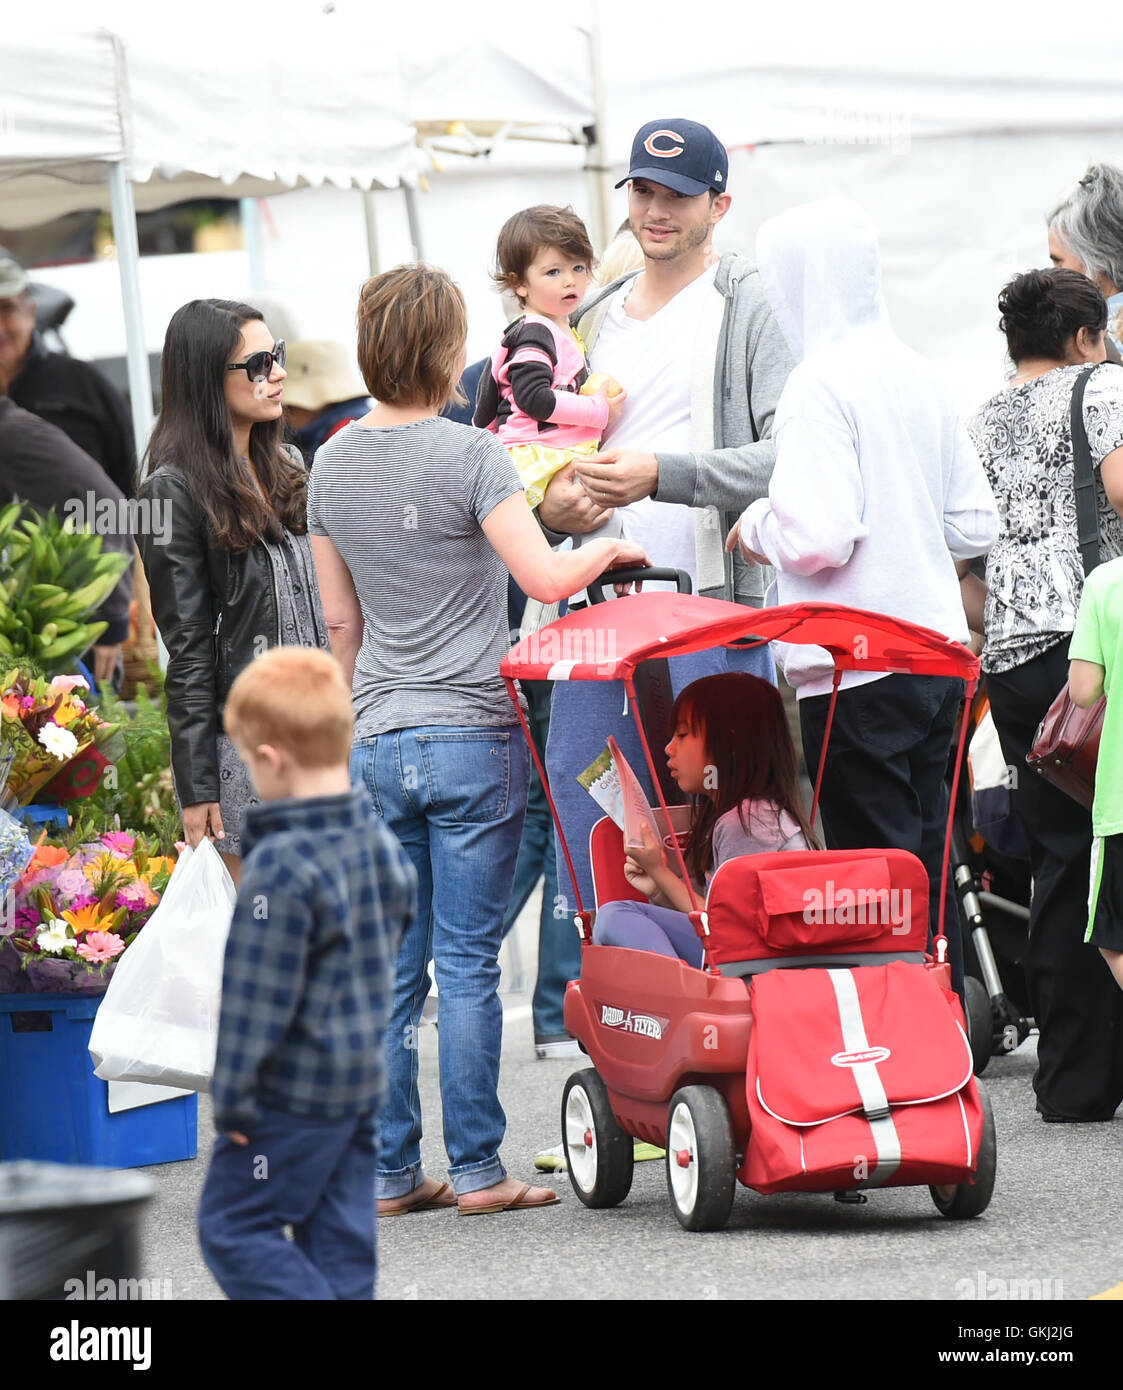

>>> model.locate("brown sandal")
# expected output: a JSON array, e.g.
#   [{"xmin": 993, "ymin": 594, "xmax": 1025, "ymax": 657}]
[
  {"xmin": 457, "ymin": 1181, "xmax": 561, "ymax": 1216},
  {"xmin": 377, "ymin": 1179, "xmax": 458, "ymax": 1217}
]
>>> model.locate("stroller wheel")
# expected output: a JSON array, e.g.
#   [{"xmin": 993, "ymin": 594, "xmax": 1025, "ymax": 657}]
[
  {"xmin": 930, "ymin": 1081, "xmax": 997, "ymax": 1219},
  {"xmin": 964, "ymin": 976, "xmax": 994, "ymax": 1076},
  {"xmin": 561, "ymin": 1069, "xmax": 634, "ymax": 1208},
  {"xmin": 665, "ymin": 1086, "xmax": 736, "ymax": 1232}
]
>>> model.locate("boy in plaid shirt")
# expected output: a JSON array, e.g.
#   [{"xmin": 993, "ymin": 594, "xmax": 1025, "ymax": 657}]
[{"xmin": 197, "ymin": 648, "xmax": 416, "ymax": 1300}]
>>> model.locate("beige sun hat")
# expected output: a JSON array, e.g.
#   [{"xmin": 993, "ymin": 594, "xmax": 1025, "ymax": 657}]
[
  {"xmin": 0, "ymin": 256, "xmax": 29, "ymax": 299},
  {"xmin": 283, "ymin": 339, "xmax": 369, "ymax": 411}
]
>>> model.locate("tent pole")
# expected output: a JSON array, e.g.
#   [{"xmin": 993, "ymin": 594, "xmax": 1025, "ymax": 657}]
[
  {"xmin": 240, "ymin": 196, "xmax": 263, "ymax": 293},
  {"xmin": 107, "ymin": 159, "xmax": 154, "ymax": 468},
  {"xmin": 585, "ymin": 0, "xmax": 613, "ymax": 250},
  {"xmin": 362, "ymin": 189, "xmax": 381, "ymax": 277},
  {"xmin": 107, "ymin": 160, "xmax": 164, "ymax": 676},
  {"xmin": 403, "ymin": 184, "xmax": 424, "ymax": 261}
]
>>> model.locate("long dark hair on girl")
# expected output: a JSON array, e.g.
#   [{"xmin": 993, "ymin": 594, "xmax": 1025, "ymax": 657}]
[
  {"xmin": 673, "ymin": 672, "xmax": 819, "ymax": 884},
  {"xmin": 145, "ymin": 299, "xmax": 308, "ymax": 552}
]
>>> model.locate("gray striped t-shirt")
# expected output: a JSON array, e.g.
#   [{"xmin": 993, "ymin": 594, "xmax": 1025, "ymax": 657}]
[{"xmin": 307, "ymin": 416, "xmax": 524, "ymax": 738}]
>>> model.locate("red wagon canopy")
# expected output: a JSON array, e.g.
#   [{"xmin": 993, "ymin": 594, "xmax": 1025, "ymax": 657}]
[{"xmin": 501, "ymin": 595, "xmax": 980, "ymax": 688}]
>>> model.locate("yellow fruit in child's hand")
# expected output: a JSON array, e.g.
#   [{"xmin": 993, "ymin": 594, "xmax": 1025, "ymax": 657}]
[{"xmin": 580, "ymin": 372, "xmax": 623, "ymax": 397}]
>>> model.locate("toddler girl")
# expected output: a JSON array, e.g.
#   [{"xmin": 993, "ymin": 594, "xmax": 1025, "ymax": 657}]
[
  {"xmin": 475, "ymin": 205, "xmax": 625, "ymax": 527},
  {"xmin": 593, "ymin": 673, "xmax": 817, "ymax": 967}
]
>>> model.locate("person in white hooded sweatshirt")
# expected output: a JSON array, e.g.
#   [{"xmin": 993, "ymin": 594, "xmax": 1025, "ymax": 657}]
[{"xmin": 730, "ymin": 198, "xmax": 999, "ymax": 989}]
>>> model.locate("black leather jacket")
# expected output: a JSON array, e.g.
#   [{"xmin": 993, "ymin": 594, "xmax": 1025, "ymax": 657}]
[{"xmin": 138, "ymin": 465, "xmax": 286, "ymax": 808}]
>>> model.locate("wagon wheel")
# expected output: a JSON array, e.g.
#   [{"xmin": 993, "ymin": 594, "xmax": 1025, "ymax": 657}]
[
  {"xmin": 664, "ymin": 1086, "xmax": 737, "ymax": 1232},
  {"xmin": 561, "ymin": 1069, "xmax": 634, "ymax": 1208},
  {"xmin": 931, "ymin": 1081, "xmax": 997, "ymax": 1219},
  {"xmin": 963, "ymin": 975, "xmax": 994, "ymax": 1076}
]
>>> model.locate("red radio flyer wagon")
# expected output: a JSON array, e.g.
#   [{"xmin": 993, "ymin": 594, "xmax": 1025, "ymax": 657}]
[{"xmin": 500, "ymin": 590, "xmax": 996, "ymax": 1231}]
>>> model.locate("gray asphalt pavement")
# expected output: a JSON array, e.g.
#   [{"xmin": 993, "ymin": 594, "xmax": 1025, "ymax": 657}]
[{"xmin": 136, "ymin": 887, "xmax": 1121, "ymax": 1303}]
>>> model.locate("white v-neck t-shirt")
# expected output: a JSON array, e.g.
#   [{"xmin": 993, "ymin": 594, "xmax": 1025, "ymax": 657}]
[{"xmin": 588, "ymin": 267, "xmax": 717, "ymax": 591}]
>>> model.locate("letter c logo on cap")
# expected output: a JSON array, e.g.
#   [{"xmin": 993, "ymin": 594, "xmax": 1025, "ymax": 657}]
[{"xmin": 643, "ymin": 129, "xmax": 685, "ymax": 159}]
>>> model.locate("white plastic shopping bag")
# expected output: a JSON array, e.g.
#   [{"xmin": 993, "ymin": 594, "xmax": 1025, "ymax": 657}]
[{"xmin": 88, "ymin": 839, "xmax": 237, "ymax": 1093}]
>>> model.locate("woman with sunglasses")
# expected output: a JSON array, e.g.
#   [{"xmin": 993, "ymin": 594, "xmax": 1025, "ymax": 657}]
[{"xmin": 138, "ymin": 299, "xmax": 330, "ymax": 879}]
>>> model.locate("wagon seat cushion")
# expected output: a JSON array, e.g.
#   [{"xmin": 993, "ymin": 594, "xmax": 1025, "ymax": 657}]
[{"xmin": 704, "ymin": 848, "xmax": 930, "ymax": 973}]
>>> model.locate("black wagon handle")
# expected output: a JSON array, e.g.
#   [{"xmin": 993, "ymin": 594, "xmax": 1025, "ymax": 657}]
[{"xmin": 585, "ymin": 567, "xmax": 693, "ymax": 604}]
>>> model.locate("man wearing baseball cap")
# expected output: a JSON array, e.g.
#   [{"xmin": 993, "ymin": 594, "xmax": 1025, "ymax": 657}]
[
  {"xmin": 531, "ymin": 118, "xmax": 794, "ymax": 1089},
  {"xmin": 537, "ymin": 116, "xmax": 792, "ymax": 605}
]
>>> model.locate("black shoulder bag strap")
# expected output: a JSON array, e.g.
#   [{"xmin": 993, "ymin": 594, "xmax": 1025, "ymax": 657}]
[{"xmin": 1071, "ymin": 365, "xmax": 1101, "ymax": 577}]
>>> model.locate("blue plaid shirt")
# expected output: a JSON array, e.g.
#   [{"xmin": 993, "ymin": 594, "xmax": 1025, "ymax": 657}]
[{"xmin": 211, "ymin": 787, "xmax": 416, "ymax": 1133}]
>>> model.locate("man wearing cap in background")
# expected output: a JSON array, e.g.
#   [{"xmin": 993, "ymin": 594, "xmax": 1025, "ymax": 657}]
[
  {"xmin": 528, "ymin": 119, "xmax": 794, "ymax": 1113},
  {"xmin": 283, "ymin": 340, "xmax": 372, "ymax": 465},
  {"xmin": 0, "ymin": 254, "xmax": 137, "ymax": 500}
]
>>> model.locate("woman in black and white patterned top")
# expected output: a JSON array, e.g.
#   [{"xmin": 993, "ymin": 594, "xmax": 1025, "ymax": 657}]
[{"xmin": 967, "ymin": 267, "xmax": 1123, "ymax": 1123}]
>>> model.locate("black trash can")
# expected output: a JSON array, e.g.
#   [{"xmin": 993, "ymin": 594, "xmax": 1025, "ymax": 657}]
[{"xmin": 0, "ymin": 1162, "xmax": 155, "ymax": 1300}]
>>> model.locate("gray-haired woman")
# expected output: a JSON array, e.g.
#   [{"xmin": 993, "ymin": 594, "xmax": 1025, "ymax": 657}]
[{"xmin": 1049, "ymin": 164, "xmax": 1123, "ymax": 359}]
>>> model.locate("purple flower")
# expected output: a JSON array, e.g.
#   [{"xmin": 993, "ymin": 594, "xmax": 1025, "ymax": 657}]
[{"xmin": 55, "ymin": 868, "xmax": 90, "ymax": 902}]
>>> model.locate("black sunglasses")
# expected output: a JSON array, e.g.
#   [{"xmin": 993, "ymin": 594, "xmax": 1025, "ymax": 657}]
[{"xmin": 226, "ymin": 339, "xmax": 286, "ymax": 381}]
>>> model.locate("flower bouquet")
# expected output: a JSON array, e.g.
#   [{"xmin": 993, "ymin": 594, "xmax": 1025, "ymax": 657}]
[
  {"xmin": 0, "ymin": 669, "xmax": 119, "ymax": 806},
  {"xmin": 5, "ymin": 831, "xmax": 177, "ymax": 994}
]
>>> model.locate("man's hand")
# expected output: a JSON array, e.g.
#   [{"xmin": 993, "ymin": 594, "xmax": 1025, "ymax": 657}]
[
  {"xmin": 575, "ymin": 450, "xmax": 659, "ymax": 508},
  {"xmin": 91, "ymin": 643, "xmax": 121, "ymax": 686},
  {"xmin": 537, "ymin": 464, "xmax": 614, "ymax": 535},
  {"xmin": 725, "ymin": 515, "xmax": 770, "ymax": 566}
]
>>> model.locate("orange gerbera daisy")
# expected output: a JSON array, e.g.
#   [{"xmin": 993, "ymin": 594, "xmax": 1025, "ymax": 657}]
[
  {"xmin": 29, "ymin": 844, "xmax": 69, "ymax": 871},
  {"xmin": 61, "ymin": 902, "xmax": 110, "ymax": 935}
]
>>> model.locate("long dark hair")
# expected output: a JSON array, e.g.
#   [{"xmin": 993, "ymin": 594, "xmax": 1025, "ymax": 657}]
[
  {"xmin": 672, "ymin": 673, "xmax": 819, "ymax": 883},
  {"xmin": 145, "ymin": 299, "xmax": 308, "ymax": 552}
]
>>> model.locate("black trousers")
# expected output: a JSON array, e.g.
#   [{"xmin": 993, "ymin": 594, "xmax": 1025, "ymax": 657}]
[
  {"xmin": 799, "ymin": 674, "xmax": 965, "ymax": 993},
  {"xmin": 986, "ymin": 642, "xmax": 1123, "ymax": 1120}
]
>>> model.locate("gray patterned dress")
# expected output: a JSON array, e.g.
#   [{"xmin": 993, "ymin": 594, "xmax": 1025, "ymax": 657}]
[{"xmin": 210, "ymin": 529, "xmax": 330, "ymax": 856}]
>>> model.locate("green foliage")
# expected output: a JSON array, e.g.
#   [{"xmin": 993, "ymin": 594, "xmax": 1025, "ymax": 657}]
[
  {"xmin": 0, "ymin": 501, "xmax": 130, "ymax": 675},
  {"xmin": 74, "ymin": 664, "xmax": 181, "ymax": 849}
]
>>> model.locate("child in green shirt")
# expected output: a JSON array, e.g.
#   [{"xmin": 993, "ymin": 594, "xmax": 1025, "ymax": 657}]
[{"xmin": 1069, "ymin": 554, "xmax": 1123, "ymax": 992}]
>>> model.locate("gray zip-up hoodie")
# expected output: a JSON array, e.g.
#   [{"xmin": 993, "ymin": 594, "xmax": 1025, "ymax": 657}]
[{"xmin": 573, "ymin": 251, "xmax": 795, "ymax": 604}]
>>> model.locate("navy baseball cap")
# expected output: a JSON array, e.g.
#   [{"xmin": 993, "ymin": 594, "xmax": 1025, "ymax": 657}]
[{"xmin": 615, "ymin": 119, "xmax": 728, "ymax": 197}]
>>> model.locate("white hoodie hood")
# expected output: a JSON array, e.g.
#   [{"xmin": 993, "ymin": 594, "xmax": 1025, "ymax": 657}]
[
  {"xmin": 739, "ymin": 199, "xmax": 998, "ymax": 697},
  {"xmin": 756, "ymin": 197, "xmax": 888, "ymax": 363}
]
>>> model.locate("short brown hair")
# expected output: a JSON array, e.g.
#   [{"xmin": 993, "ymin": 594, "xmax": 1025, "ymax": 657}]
[
  {"xmin": 224, "ymin": 647, "xmax": 355, "ymax": 769},
  {"xmin": 492, "ymin": 205, "xmax": 597, "ymax": 296},
  {"xmin": 356, "ymin": 264, "xmax": 467, "ymax": 409}
]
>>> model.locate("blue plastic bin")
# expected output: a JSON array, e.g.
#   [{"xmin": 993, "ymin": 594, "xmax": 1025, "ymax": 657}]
[
  {"xmin": 0, "ymin": 993, "xmax": 197, "ymax": 1167},
  {"xmin": 16, "ymin": 804, "xmax": 69, "ymax": 831}
]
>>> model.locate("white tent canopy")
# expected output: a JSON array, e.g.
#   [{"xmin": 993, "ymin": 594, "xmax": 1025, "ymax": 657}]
[
  {"xmin": 5, "ymin": 2, "xmax": 1123, "ymax": 413},
  {"xmin": 0, "ymin": 16, "xmax": 419, "ymax": 448},
  {"xmin": 0, "ymin": 22, "xmax": 419, "ymax": 227}
]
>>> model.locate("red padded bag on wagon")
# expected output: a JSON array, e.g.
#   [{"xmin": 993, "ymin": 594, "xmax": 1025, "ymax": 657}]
[{"xmin": 742, "ymin": 961, "xmax": 984, "ymax": 1194}]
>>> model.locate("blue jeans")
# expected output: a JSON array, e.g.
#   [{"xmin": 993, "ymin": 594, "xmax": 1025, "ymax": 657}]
[
  {"xmin": 351, "ymin": 726, "xmax": 529, "ymax": 1198},
  {"xmin": 546, "ymin": 643, "xmax": 777, "ymax": 913},
  {"xmin": 501, "ymin": 678, "xmax": 573, "ymax": 1037},
  {"xmin": 197, "ymin": 1107, "xmax": 377, "ymax": 1300}
]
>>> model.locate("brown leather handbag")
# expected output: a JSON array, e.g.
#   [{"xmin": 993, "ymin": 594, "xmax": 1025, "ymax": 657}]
[
  {"xmin": 1027, "ymin": 686, "xmax": 1105, "ymax": 809},
  {"xmin": 1026, "ymin": 366, "xmax": 1104, "ymax": 808}
]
